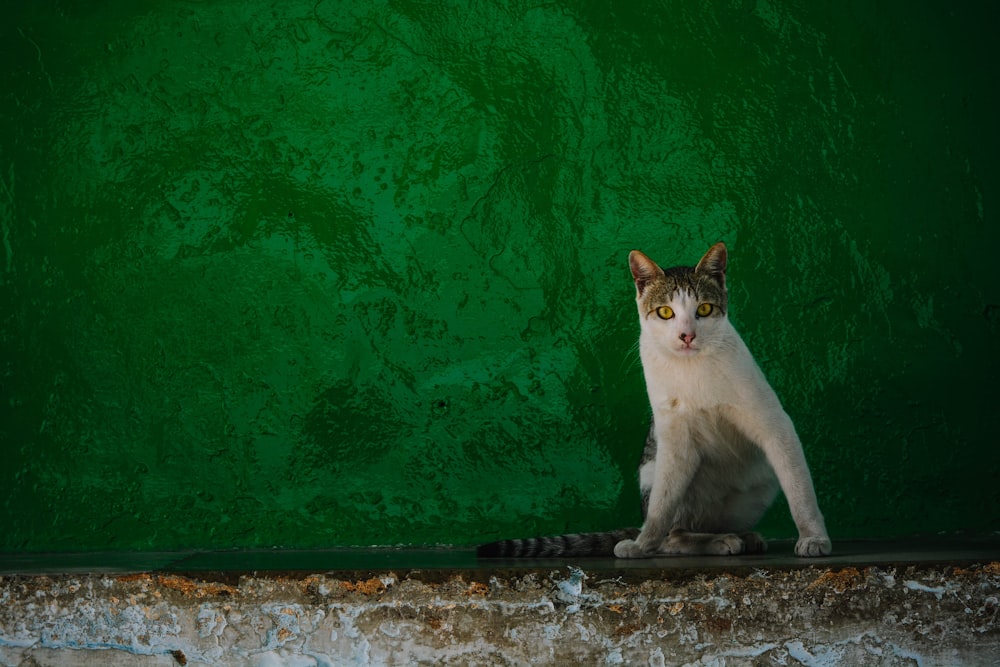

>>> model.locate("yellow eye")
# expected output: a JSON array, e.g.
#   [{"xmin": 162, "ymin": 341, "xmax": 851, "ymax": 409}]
[
  {"xmin": 655, "ymin": 306, "xmax": 674, "ymax": 320},
  {"xmin": 696, "ymin": 303, "xmax": 714, "ymax": 317}
]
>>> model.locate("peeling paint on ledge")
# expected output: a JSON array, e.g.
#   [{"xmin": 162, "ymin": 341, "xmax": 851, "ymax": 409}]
[{"xmin": 1, "ymin": 563, "xmax": 998, "ymax": 666}]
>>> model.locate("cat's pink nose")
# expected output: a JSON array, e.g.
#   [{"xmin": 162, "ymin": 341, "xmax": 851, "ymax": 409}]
[{"xmin": 680, "ymin": 332, "xmax": 696, "ymax": 345}]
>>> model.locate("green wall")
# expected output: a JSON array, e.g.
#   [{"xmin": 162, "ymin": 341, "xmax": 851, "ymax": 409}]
[{"xmin": 2, "ymin": 0, "xmax": 997, "ymax": 552}]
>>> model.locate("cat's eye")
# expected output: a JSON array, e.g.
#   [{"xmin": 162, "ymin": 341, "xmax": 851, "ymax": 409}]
[
  {"xmin": 696, "ymin": 303, "xmax": 714, "ymax": 317},
  {"xmin": 654, "ymin": 306, "xmax": 674, "ymax": 320}
]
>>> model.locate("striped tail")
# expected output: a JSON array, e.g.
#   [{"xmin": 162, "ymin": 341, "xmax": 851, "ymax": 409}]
[{"xmin": 476, "ymin": 528, "xmax": 640, "ymax": 558}]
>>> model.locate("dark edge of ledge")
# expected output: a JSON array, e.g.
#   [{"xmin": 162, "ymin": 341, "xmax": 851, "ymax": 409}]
[{"xmin": 2, "ymin": 538, "xmax": 999, "ymax": 581}]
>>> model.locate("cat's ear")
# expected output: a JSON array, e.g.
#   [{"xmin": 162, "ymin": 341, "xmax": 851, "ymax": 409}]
[
  {"xmin": 695, "ymin": 242, "xmax": 727, "ymax": 285},
  {"xmin": 629, "ymin": 250, "xmax": 664, "ymax": 296}
]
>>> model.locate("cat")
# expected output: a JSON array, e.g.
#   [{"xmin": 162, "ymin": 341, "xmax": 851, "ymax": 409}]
[{"xmin": 477, "ymin": 243, "xmax": 831, "ymax": 559}]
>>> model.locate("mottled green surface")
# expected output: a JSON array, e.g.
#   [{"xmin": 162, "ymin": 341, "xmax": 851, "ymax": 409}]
[{"xmin": 1, "ymin": 1, "xmax": 997, "ymax": 552}]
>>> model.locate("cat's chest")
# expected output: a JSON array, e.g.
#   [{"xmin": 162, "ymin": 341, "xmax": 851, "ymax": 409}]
[
  {"xmin": 646, "ymin": 373, "xmax": 732, "ymax": 414},
  {"xmin": 641, "ymin": 349, "xmax": 755, "ymax": 414}
]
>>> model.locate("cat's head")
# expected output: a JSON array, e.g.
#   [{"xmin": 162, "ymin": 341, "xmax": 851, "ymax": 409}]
[{"xmin": 628, "ymin": 243, "xmax": 730, "ymax": 357}]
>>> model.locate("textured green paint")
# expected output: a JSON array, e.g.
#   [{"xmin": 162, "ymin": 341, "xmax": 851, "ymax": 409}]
[{"xmin": 1, "ymin": 1, "xmax": 997, "ymax": 552}]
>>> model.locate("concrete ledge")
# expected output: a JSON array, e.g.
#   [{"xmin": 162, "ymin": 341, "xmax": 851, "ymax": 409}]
[{"xmin": 1, "ymin": 541, "xmax": 999, "ymax": 666}]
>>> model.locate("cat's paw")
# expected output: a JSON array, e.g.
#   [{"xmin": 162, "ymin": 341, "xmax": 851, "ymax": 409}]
[
  {"xmin": 614, "ymin": 538, "xmax": 655, "ymax": 559},
  {"xmin": 706, "ymin": 533, "xmax": 745, "ymax": 555},
  {"xmin": 794, "ymin": 536, "xmax": 832, "ymax": 557}
]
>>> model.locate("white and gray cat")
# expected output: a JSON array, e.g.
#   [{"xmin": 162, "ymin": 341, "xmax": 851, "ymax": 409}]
[{"xmin": 478, "ymin": 243, "xmax": 831, "ymax": 558}]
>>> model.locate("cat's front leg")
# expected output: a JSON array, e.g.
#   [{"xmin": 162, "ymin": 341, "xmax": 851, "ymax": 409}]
[
  {"xmin": 615, "ymin": 414, "xmax": 700, "ymax": 559},
  {"xmin": 773, "ymin": 436, "xmax": 831, "ymax": 557},
  {"xmin": 730, "ymin": 404, "xmax": 831, "ymax": 557}
]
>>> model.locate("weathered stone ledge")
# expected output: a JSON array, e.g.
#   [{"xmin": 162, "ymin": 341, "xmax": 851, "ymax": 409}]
[{"xmin": 2, "ymin": 552, "xmax": 998, "ymax": 666}]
